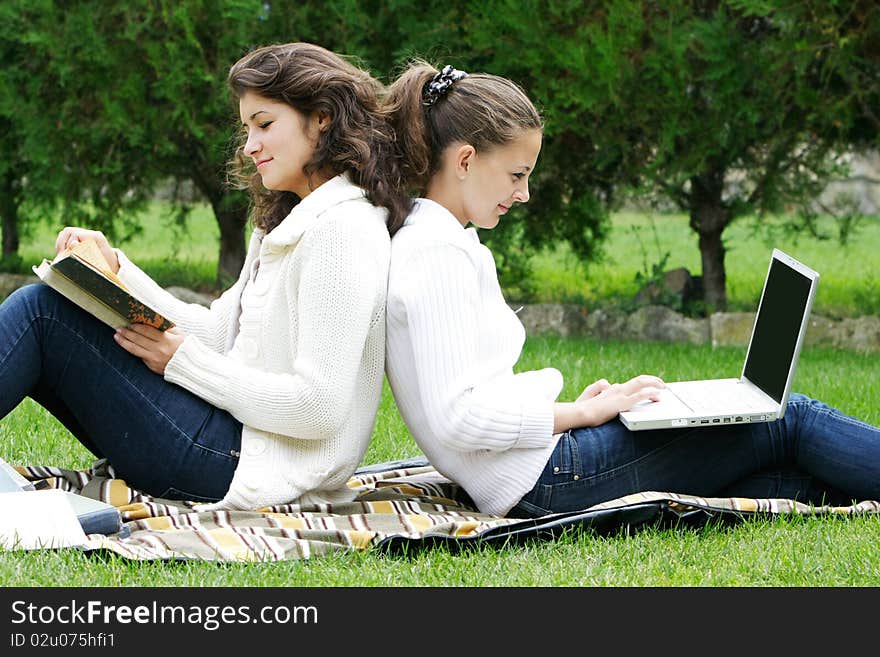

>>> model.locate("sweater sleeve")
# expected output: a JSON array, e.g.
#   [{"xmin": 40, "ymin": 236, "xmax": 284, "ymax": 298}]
[
  {"xmin": 397, "ymin": 242, "xmax": 556, "ymax": 452},
  {"xmin": 115, "ymin": 249, "xmax": 243, "ymax": 353},
  {"xmin": 163, "ymin": 215, "xmax": 385, "ymax": 439}
]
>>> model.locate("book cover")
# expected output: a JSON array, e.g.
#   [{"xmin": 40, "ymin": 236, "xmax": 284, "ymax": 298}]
[
  {"xmin": 32, "ymin": 239, "xmax": 173, "ymax": 331},
  {"xmin": 60, "ymin": 491, "xmax": 124, "ymax": 536}
]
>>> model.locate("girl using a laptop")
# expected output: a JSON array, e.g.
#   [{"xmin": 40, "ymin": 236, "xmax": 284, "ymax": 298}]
[{"xmin": 382, "ymin": 61, "xmax": 880, "ymax": 518}]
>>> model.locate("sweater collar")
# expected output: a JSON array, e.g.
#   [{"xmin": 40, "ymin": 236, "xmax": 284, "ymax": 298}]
[
  {"xmin": 261, "ymin": 173, "xmax": 368, "ymax": 249},
  {"xmin": 405, "ymin": 198, "xmax": 480, "ymax": 245}
]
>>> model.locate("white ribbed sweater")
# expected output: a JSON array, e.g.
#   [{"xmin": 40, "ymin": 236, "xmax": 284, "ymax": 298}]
[
  {"xmin": 385, "ymin": 199, "xmax": 561, "ymax": 516},
  {"xmin": 116, "ymin": 174, "xmax": 391, "ymax": 510}
]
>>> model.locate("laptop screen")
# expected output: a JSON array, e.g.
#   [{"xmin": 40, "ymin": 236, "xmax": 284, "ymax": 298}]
[{"xmin": 743, "ymin": 256, "xmax": 814, "ymax": 402}]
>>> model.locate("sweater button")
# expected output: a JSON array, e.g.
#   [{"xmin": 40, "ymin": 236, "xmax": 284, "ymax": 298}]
[{"xmin": 553, "ymin": 466, "xmax": 560, "ymax": 473}]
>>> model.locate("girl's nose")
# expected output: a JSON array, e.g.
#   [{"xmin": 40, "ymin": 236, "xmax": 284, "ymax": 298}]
[
  {"xmin": 244, "ymin": 132, "xmax": 260, "ymax": 156},
  {"xmin": 514, "ymin": 183, "xmax": 530, "ymax": 203}
]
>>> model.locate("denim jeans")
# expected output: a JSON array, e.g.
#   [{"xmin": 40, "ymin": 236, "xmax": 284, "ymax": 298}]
[
  {"xmin": 0, "ymin": 284, "xmax": 241, "ymax": 501},
  {"xmin": 510, "ymin": 392, "xmax": 880, "ymax": 518}
]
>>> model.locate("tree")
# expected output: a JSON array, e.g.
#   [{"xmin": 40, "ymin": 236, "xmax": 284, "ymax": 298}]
[
  {"xmin": 0, "ymin": 119, "xmax": 21, "ymax": 261},
  {"xmin": 0, "ymin": 8, "xmax": 32, "ymax": 263},
  {"xmin": 434, "ymin": 0, "xmax": 879, "ymax": 310},
  {"xmin": 0, "ymin": 1, "xmax": 159, "ymax": 270},
  {"xmin": 2, "ymin": 0, "xmax": 399, "ymax": 287},
  {"xmin": 5, "ymin": 0, "xmax": 876, "ymax": 300},
  {"xmin": 5, "ymin": 1, "xmax": 259, "ymax": 286}
]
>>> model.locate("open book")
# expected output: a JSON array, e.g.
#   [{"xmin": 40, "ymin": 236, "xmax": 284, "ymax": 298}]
[{"xmin": 33, "ymin": 238, "xmax": 173, "ymax": 331}]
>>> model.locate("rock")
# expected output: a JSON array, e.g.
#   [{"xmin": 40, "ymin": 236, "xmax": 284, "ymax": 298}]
[
  {"xmin": 625, "ymin": 305, "xmax": 710, "ymax": 344},
  {"xmin": 512, "ymin": 301, "xmax": 879, "ymax": 352},
  {"xmin": 836, "ymin": 316, "xmax": 880, "ymax": 352},
  {"xmin": 583, "ymin": 307, "xmax": 629, "ymax": 340},
  {"xmin": 165, "ymin": 286, "xmax": 214, "ymax": 307},
  {"xmin": 0, "ymin": 273, "xmax": 40, "ymax": 299},
  {"xmin": 513, "ymin": 303, "xmax": 589, "ymax": 337},
  {"xmin": 802, "ymin": 314, "xmax": 838, "ymax": 347},
  {"xmin": 710, "ymin": 312, "xmax": 755, "ymax": 347},
  {"xmin": 635, "ymin": 267, "xmax": 703, "ymax": 307}
]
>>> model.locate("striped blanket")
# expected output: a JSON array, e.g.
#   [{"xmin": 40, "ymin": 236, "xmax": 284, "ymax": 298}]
[{"xmin": 13, "ymin": 457, "xmax": 880, "ymax": 562}]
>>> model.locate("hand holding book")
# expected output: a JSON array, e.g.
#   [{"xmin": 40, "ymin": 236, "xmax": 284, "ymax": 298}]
[
  {"xmin": 114, "ymin": 323, "xmax": 186, "ymax": 375},
  {"xmin": 34, "ymin": 236, "xmax": 174, "ymax": 332},
  {"xmin": 54, "ymin": 227, "xmax": 120, "ymax": 274}
]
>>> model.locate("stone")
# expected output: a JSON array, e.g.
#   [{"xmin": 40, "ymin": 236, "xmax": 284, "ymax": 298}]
[
  {"xmin": 583, "ymin": 307, "xmax": 629, "ymax": 340},
  {"xmin": 165, "ymin": 286, "xmax": 214, "ymax": 307},
  {"xmin": 836, "ymin": 316, "xmax": 880, "ymax": 352},
  {"xmin": 625, "ymin": 305, "xmax": 710, "ymax": 344},
  {"xmin": 634, "ymin": 267, "xmax": 703, "ymax": 307},
  {"xmin": 0, "ymin": 273, "xmax": 40, "ymax": 299},
  {"xmin": 513, "ymin": 303, "xmax": 589, "ymax": 337},
  {"xmin": 710, "ymin": 312, "xmax": 755, "ymax": 347},
  {"xmin": 802, "ymin": 314, "xmax": 838, "ymax": 347}
]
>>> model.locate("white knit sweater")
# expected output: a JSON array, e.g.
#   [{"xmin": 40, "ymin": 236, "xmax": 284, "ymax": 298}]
[
  {"xmin": 385, "ymin": 198, "xmax": 561, "ymax": 516},
  {"xmin": 116, "ymin": 174, "xmax": 391, "ymax": 510}
]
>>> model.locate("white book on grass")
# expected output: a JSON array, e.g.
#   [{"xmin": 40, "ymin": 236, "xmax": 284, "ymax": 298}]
[
  {"xmin": 0, "ymin": 489, "xmax": 89, "ymax": 550},
  {"xmin": 0, "ymin": 456, "xmax": 122, "ymax": 539},
  {"xmin": 0, "ymin": 459, "xmax": 35, "ymax": 491}
]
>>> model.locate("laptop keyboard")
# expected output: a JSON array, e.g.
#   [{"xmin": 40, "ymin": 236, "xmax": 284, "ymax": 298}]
[{"xmin": 673, "ymin": 381, "xmax": 768, "ymax": 414}]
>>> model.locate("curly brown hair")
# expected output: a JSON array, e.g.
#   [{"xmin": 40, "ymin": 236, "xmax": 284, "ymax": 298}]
[{"xmin": 227, "ymin": 43, "xmax": 410, "ymax": 235}]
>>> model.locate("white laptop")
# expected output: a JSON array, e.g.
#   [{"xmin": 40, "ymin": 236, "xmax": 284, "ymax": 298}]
[{"xmin": 619, "ymin": 249, "xmax": 818, "ymax": 431}]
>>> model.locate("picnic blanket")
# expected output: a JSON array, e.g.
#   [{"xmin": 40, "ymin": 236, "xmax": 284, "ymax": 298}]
[{"xmin": 12, "ymin": 457, "xmax": 880, "ymax": 562}]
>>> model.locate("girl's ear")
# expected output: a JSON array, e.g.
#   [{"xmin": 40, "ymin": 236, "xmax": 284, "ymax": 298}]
[
  {"xmin": 454, "ymin": 144, "xmax": 476, "ymax": 180},
  {"xmin": 316, "ymin": 110, "xmax": 331, "ymax": 133}
]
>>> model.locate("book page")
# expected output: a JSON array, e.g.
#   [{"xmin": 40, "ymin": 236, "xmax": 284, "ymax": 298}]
[{"xmin": 59, "ymin": 238, "xmax": 129, "ymax": 290}]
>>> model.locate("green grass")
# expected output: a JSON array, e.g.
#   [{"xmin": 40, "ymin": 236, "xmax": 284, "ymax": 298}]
[
  {"xmin": 1, "ymin": 514, "xmax": 877, "ymax": 586},
  {"xmin": 1, "ymin": 337, "xmax": 878, "ymax": 586},
  {"xmin": 528, "ymin": 211, "xmax": 880, "ymax": 319},
  {"xmin": 15, "ymin": 202, "xmax": 221, "ymax": 292}
]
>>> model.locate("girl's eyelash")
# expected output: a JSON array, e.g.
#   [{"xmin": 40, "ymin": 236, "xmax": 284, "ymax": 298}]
[
  {"xmin": 240, "ymin": 121, "xmax": 272, "ymax": 136},
  {"xmin": 513, "ymin": 172, "xmax": 525, "ymax": 180}
]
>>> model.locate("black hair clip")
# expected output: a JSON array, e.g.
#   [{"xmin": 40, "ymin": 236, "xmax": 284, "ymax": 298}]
[{"xmin": 422, "ymin": 65, "xmax": 468, "ymax": 109}]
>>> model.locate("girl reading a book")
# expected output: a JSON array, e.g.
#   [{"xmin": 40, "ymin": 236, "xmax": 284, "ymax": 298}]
[
  {"xmin": 381, "ymin": 61, "xmax": 880, "ymax": 518},
  {"xmin": 0, "ymin": 43, "xmax": 409, "ymax": 510}
]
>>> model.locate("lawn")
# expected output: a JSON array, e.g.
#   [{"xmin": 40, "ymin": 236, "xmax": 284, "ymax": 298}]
[
  {"xmin": 528, "ymin": 210, "xmax": 880, "ymax": 319},
  {"xmin": 1, "ymin": 204, "xmax": 878, "ymax": 586}
]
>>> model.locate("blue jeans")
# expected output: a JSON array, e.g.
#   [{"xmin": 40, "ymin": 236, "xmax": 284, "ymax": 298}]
[
  {"xmin": 0, "ymin": 284, "xmax": 241, "ymax": 501},
  {"xmin": 510, "ymin": 393, "xmax": 880, "ymax": 518}
]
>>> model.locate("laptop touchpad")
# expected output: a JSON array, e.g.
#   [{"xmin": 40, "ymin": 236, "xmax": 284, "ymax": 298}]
[{"xmin": 622, "ymin": 388, "xmax": 692, "ymax": 418}]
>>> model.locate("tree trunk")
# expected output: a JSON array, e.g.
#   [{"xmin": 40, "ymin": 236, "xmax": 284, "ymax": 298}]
[
  {"xmin": 0, "ymin": 170, "xmax": 20, "ymax": 259},
  {"xmin": 688, "ymin": 171, "xmax": 730, "ymax": 311},
  {"xmin": 213, "ymin": 201, "xmax": 248, "ymax": 289},
  {"xmin": 189, "ymin": 160, "xmax": 248, "ymax": 290}
]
